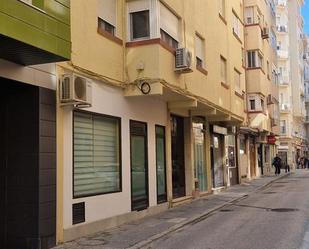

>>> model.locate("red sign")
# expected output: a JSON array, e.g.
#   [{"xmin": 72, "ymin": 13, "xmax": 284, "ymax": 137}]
[{"xmin": 267, "ymin": 136, "xmax": 276, "ymax": 145}]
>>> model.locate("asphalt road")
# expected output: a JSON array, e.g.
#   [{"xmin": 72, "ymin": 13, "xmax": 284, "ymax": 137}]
[{"xmin": 146, "ymin": 170, "xmax": 309, "ymax": 249}]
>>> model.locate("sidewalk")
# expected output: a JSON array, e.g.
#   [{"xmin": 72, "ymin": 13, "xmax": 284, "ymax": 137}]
[{"xmin": 54, "ymin": 173, "xmax": 290, "ymax": 249}]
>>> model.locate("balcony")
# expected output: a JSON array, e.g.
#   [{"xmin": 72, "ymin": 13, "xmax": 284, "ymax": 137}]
[
  {"xmin": 280, "ymin": 103, "xmax": 291, "ymax": 113},
  {"xmin": 0, "ymin": 0, "xmax": 71, "ymax": 65},
  {"xmin": 277, "ymin": 50, "xmax": 289, "ymax": 59}
]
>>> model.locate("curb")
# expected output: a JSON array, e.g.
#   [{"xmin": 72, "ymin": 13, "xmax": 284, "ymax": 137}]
[{"xmin": 127, "ymin": 173, "xmax": 292, "ymax": 249}]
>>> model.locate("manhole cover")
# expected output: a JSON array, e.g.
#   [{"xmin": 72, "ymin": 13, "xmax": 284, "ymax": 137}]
[
  {"xmin": 220, "ymin": 209, "xmax": 233, "ymax": 212},
  {"xmin": 263, "ymin": 192, "xmax": 277, "ymax": 194},
  {"xmin": 270, "ymin": 208, "xmax": 299, "ymax": 212}
]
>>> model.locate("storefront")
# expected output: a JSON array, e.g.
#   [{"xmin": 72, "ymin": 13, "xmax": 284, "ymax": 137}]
[
  {"xmin": 210, "ymin": 125, "xmax": 227, "ymax": 189},
  {"xmin": 226, "ymin": 128, "xmax": 239, "ymax": 186}
]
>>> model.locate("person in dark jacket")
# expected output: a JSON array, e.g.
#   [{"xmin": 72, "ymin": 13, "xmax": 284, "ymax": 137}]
[{"xmin": 272, "ymin": 155, "xmax": 282, "ymax": 176}]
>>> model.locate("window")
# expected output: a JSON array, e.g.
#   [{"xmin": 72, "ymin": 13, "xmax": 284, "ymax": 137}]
[
  {"xmin": 233, "ymin": 12, "xmax": 242, "ymax": 39},
  {"xmin": 249, "ymin": 99, "xmax": 256, "ymax": 110},
  {"xmin": 98, "ymin": 0, "xmax": 116, "ymax": 35},
  {"xmin": 280, "ymin": 120, "xmax": 286, "ymax": 134},
  {"xmin": 161, "ymin": 29, "xmax": 178, "ymax": 49},
  {"xmin": 160, "ymin": 2, "xmax": 179, "ymax": 45},
  {"xmin": 245, "ymin": 7, "xmax": 254, "ymax": 24},
  {"xmin": 247, "ymin": 50, "xmax": 263, "ymax": 68},
  {"xmin": 195, "ymin": 35, "xmax": 205, "ymax": 68},
  {"xmin": 156, "ymin": 126, "xmax": 167, "ymax": 204},
  {"xmin": 267, "ymin": 61, "xmax": 270, "ymax": 78},
  {"xmin": 219, "ymin": 0, "xmax": 226, "ymax": 19},
  {"xmin": 98, "ymin": 18, "xmax": 115, "ymax": 35},
  {"xmin": 241, "ymin": 48, "xmax": 246, "ymax": 67},
  {"xmin": 130, "ymin": 10, "xmax": 150, "ymax": 40},
  {"xmin": 73, "ymin": 111, "xmax": 121, "ymax": 198},
  {"xmin": 234, "ymin": 69, "xmax": 241, "ymax": 93},
  {"xmin": 220, "ymin": 56, "xmax": 227, "ymax": 84},
  {"xmin": 261, "ymin": 99, "xmax": 265, "ymax": 112}
]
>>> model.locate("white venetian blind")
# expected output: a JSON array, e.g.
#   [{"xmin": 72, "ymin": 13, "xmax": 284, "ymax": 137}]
[
  {"xmin": 160, "ymin": 3, "xmax": 179, "ymax": 41},
  {"xmin": 74, "ymin": 112, "xmax": 120, "ymax": 197},
  {"xmin": 98, "ymin": 0, "xmax": 116, "ymax": 27}
]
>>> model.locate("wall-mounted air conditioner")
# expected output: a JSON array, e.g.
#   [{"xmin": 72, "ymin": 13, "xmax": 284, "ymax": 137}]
[
  {"xmin": 59, "ymin": 73, "xmax": 92, "ymax": 106},
  {"xmin": 175, "ymin": 48, "xmax": 193, "ymax": 73}
]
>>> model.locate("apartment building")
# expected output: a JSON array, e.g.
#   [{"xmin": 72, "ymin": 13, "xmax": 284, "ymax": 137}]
[
  {"xmin": 0, "ymin": 1, "xmax": 71, "ymax": 249},
  {"xmin": 56, "ymin": 0, "xmax": 246, "ymax": 243},
  {"xmin": 276, "ymin": 0, "xmax": 307, "ymax": 168},
  {"xmin": 303, "ymin": 34, "xmax": 309, "ymax": 155},
  {"xmin": 241, "ymin": 0, "xmax": 279, "ymax": 178}
]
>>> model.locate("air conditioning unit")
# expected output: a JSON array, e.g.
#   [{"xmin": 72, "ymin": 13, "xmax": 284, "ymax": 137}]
[
  {"xmin": 175, "ymin": 48, "xmax": 193, "ymax": 73},
  {"xmin": 261, "ymin": 27, "xmax": 269, "ymax": 39},
  {"xmin": 60, "ymin": 73, "xmax": 92, "ymax": 106}
]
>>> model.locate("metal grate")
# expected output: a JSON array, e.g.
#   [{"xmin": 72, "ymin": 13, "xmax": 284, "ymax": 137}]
[{"xmin": 72, "ymin": 202, "xmax": 85, "ymax": 225}]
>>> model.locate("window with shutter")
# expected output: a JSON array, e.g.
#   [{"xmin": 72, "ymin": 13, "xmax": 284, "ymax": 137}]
[
  {"xmin": 97, "ymin": 0, "xmax": 117, "ymax": 35},
  {"xmin": 195, "ymin": 35, "xmax": 205, "ymax": 68},
  {"xmin": 73, "ymin": 111, "xmax": 121, "ymax": 198}
]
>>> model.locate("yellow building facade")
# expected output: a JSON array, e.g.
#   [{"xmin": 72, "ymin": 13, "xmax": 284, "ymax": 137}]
[
  {"xmin": 56, "ymin": 0, "xmax": 247, "ymax": 244},
  {"xmin": 241, "ymin": 0, "xmax": 279, "ymax": 178}
]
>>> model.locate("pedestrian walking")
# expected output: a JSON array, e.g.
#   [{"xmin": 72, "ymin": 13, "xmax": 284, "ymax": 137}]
[{"xmin": 272, "ymin": 155, "xmax": 282, "ymax": 176}]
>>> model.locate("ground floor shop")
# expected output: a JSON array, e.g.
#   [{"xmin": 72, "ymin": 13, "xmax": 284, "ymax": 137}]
[{"xmin": 57, "ymin": 67, "xmax": 245, "ymax": 243}]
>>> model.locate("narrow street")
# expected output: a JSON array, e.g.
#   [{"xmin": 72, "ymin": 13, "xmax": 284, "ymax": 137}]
[
  {"xmin": 54, "ymin": 171, "xmax": 309, "ymax": 249},
  {"xmin": 148, "ymin": 170, "xmax": 309, "ymax": 249}
]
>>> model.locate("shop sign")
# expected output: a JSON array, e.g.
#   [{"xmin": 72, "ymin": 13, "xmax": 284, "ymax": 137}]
[
  {"xmin": 267, "ymin": 135, "xmax": 276, "ymax": 145},
  {"xmin": 213, "ymin": 125, "xmax": 227, "ymax": 135}
]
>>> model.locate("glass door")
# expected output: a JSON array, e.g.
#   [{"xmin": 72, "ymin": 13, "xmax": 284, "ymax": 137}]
[
  {"xmin": 193, "ymin": 122, "xmax": 207, "ymax": 192},
  {"xmin": 156, "ymin": 125, "xmax": 167, "ymax": 204},
  {"xmin": 130, "ymin": 121, "xmax": 148, "ymax": 211},
  {"xmin": 171, "ymin": 115, "xmax": 185, "ymax": 198}
]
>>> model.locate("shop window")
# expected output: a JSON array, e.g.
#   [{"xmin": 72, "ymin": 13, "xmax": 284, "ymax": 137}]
[{"xmin": 73, "ymin": 111, "xmax": 121, "ymax": 198}]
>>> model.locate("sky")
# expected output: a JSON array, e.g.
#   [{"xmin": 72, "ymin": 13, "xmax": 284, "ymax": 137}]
[{"xmin": 303, "ymin": 2, "xmax": 309, "ymax": 35}]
